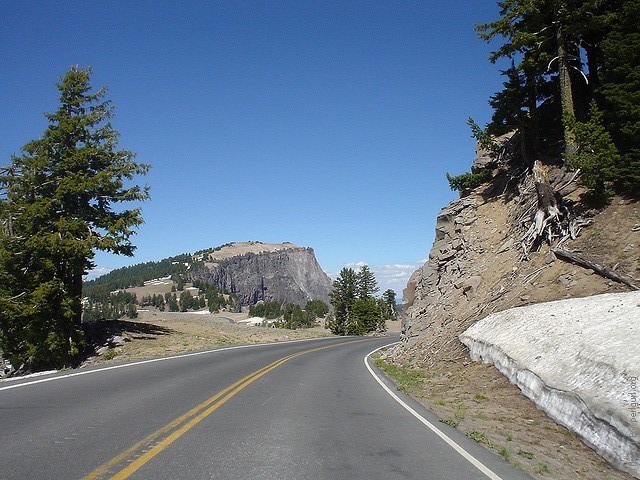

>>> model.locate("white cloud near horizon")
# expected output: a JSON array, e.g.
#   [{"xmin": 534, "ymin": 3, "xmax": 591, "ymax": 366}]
[{"xmin": 83, "ymin": 266, "xmax": 113, "ymax": 281}]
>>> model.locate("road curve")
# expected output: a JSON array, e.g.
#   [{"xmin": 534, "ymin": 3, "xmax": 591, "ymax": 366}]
[{"xmin": 0, "ymin": 336, "xmax": 531, "ymax": 479}]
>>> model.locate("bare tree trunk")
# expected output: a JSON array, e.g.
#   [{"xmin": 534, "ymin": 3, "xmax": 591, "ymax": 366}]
[
  {"xmin": 552, "ymin": 248, "xmax": 639, "ymax": 290},
  {"xmin": 71, "ymin": 270, "xmax": 84, "ymax": 327},
  {"xmin": 555, "ymin": 18, "xmax": 578, "ymax": 157}
]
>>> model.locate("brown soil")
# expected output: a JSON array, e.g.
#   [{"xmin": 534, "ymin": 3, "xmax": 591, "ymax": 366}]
[
  {"xmin": 394, "ymin": 358, "xmax": 634, "ymax": 480},
  {"xmin": 388, "ymin": 193, "xmax": 639, "ymax": 480}
]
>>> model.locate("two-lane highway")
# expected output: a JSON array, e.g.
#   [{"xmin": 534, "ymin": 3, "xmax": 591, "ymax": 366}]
[{"xmin": 0, "ymin": 336, "xmax": 531, "ymax": 479}]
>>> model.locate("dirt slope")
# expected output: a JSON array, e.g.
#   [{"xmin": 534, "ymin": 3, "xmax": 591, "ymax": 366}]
[{"xmin": 385, "ymin": 172, "xmax": 639, "ymax": 480}]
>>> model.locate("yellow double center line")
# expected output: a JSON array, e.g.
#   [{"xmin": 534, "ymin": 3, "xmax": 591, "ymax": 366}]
[{"xmin": 82, "ymin": 339, "xmax": 371, "ymax": 480}]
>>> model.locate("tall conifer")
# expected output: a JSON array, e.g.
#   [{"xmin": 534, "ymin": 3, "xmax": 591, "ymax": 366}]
[{"xmin": 0, "ymin": 67, "xmax": 149, "ymax": 369}]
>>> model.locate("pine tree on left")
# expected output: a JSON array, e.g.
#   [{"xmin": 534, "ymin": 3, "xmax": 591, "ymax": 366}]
[{"xmin": 0, "ymin": 66, "xmax": 150, "ymax": 371}]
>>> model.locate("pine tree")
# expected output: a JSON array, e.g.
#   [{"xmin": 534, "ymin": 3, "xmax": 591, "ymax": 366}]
[
  {"xmin": 476, "ymin": 1, "xmax": 638, "ymax": 200},
  {"xmin": 565, "ymin": 102, "xmax": 619, "ymax": 203},
  {"xmin": 356, "ymin": 265, "xmax": 379, "ymax": 299},
  {"xmin": 0, "ymin": 66, "xmax": 149, "ymax": 369},
  {"xmin": 328, "ymin": 266, "xmax": 385, "ymax": 335},
  {"xmin": 168, "ymin": 294, "xmax": 179, "ymax": 312},
  {"xmin": 381, "ymin": 289, "xmax": 397, "ymax": 319},
  {"xmin": 477, "ymin": 0, "xmax": 555, "ymax": 161},
  {"xmin": 327, "ymin": 268, "xmax": 357, "ymax": 335},
  {"xmin": 179, "ymin": 291, "xmax": 193, "ymax": 312},
  {"xmin": 477, "ymin": 0, "xmax": 594, "ymax": 158},
  {"xmin": 597, "ymin": 0, "xmax": 640, "ymax": 194},
  {"xmin": 305, "ymin": 299, "xmax": 329, "ymax": 318},
  {"xmin": 351, "ymin": 297, "xmax": 381, "ymax": 335}
]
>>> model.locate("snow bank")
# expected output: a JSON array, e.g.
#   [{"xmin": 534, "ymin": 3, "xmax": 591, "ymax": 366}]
[
  {"xmin": 237, "ymin": 317, "xmax": 266, "ymax": 326},
  {"xmin": 460, "ymin": 291, "xmax": 640, "ymax": 478}
]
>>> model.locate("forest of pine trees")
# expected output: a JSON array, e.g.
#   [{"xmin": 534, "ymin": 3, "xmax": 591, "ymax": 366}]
[
  {"xmin": 449, "ymin": 0, "xmax": 639, "ymax": 202},
  {"xmin": 248, "ymin": 299, "xmax": 330, "ymax": 329}
]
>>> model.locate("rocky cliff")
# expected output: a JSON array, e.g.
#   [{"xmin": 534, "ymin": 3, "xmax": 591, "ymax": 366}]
[
  {"xmin": 396, "ymin": 158, "xmax": 638, "ymax": 365},
  {"xmin": 387, "ymin": 142, "xmax": 640, "ymax": 479},
  {"xmin": 189, "ymin": 242, "xmax": 333, "ymax": 308}
]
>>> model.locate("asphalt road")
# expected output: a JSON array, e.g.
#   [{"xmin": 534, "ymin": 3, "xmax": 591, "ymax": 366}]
[{"xmin": 0, "ymin": 336, "xmax": 532, "ymax": 479}]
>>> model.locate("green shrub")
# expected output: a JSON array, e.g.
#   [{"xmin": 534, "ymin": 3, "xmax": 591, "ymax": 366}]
[
  {"xmin": 446, "ymin": 162, "xmax": 497, "ymax": 195},
  {"xmin": 439, "ymin": 418, "xmax": 459, "ymax": 427},
  {"xmin": 466, "ymin": 430, "xmax": 494, "ymax": 448},
  {"xmin": 517, "ymin": 449, "xmax": 535, "ymax": 459}
]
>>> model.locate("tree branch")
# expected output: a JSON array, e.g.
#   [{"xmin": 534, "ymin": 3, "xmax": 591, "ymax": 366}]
[{"xmin": 552, "ymin": 248, "xmax": 639, "ymax": 290}]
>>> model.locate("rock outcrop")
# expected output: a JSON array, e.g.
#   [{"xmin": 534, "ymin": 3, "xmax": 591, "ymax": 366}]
[
  {"xmin": 397, "ymin": 168, "xmax": 638, "ymax": 366},
  {"xmin": 190, "ymin": 242, "xmax": 333, "ymax": 308},
  {"xmin": 389, "ymin": 153, "xmax": 640, "ymax": 476}
]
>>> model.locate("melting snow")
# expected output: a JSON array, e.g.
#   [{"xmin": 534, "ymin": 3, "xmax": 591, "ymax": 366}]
[{"xmin": 460, "ymin": 291, "xmax": 640, "ymax": 478}]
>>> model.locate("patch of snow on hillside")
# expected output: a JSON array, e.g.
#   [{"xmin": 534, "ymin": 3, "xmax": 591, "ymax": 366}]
[
  {"xmin": 460, "ymin": 291, "xmax": 640, "ymax": 478},
  {"xmin": 238, "ymin": 317, "xmax": 266, "ymax": 326}
]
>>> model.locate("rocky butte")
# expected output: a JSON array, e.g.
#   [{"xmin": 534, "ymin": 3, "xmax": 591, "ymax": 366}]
[{"xmin": 188, "ymin": 241, "xmax": 333, "ymax": 308}]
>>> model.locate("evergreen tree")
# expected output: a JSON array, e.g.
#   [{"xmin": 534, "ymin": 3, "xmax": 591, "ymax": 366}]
[
  {"xmin": 249, "ymin": 300, "xmax": 282, "ymax": 319},
  {"xmin": 351, "ymin": 297, "xmax": 380, "ymax": 335},
  {"xmin": 376, "ymin": 297, "xmax": 390, "ymax": 331},
  {"xmin": 0, "ymin": 66, "xmax": 149, "ymax": 369},
  {"xmin": 278, "ymin": 303, "xmax": 316, "ymax": 329},
  {"xmin": 327, "ymin": 268, "xmax": 357, "ymax": 335},
  {"xmin": 475, "ymin": 1, "xmax": 638, "ymax": 200},
  {"xmin": 179, "ymin": 290, "xmax": 194, "ymax": 312},
  {"xmin": 356, "ymin": 265, "xmax": 379, "ymax": 299},
  {"xmin": 597, "ymin": 0, "xmax": 640, "ymax": 194},
  {"xmin": 328, "ymin": 266, "xmax": 385, "ymax": 335},
  {"xmin": 565, "ymin": 103, "xmax": 619, "ymax": 203},
  {"xmin": 477, "ymin": 0, "xmax": 601, "ymax": 157},
  {"xmin": 126, "ymin": 303, "xmax": 138, "ymax": 319},
  {"xmin": 305, "ymin": 299, "xmax": 329, "ymax": 318},
  {"xmin": 477, "ymin": 0, "xmax": 555, "ymax": 160},
  {"xmin": 381, "ymin": 289, "xmax": 397, "ymax": 319},
  {"xmin": 168, "ymin": 293, "xmax": 179, "ymax": 312}
]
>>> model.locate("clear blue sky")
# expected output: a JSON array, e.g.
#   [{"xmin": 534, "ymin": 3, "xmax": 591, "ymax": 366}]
[{"xmin": 1, "ymin": 1, "xmax": 504, "ymax": 298}]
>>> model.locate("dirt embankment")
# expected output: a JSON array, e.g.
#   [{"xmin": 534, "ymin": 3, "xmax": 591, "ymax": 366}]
[{"xmin": 385, "ymin": 180, "xmax": 639, "ymax": 480}]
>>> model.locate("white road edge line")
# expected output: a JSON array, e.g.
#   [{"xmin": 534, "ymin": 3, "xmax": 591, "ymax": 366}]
[
  {"xmin": 365, "ymin": 343, "xmax": 503, "ymax": 480},
  {"xmin": 0, "ymin": 337, "xmax": 329, "ymax": 392}
]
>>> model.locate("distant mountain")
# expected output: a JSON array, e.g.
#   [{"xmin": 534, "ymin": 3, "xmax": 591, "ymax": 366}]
[
  {"xmin": 190, "ymin": 241, "xmax": 333, "ymax": 307},
  {"xmin": 84, "ymin": 241, "xmax": 333, "ymax": 308}
]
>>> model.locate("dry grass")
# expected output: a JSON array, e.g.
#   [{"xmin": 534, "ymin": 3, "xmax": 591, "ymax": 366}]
[{"xmin": 83, "ymin": 310, "xmax": 333, "ymax": 367}]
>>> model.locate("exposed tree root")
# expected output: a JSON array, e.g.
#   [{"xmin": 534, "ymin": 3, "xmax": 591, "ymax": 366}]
[{"xmin": 520, "ymin": 161, "xmax": 591, "ymax": 259}]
